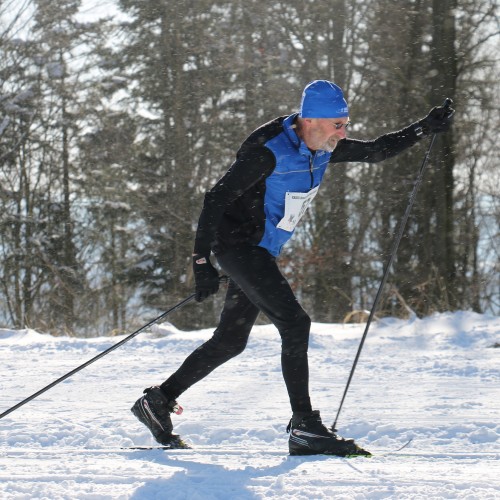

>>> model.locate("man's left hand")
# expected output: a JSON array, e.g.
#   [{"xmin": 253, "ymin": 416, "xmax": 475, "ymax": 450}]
[{"xmin": 419, "ymin": 104, "xmax": 455, "ymax": 135}]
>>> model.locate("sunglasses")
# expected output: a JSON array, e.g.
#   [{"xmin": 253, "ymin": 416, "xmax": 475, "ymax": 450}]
[{"xmin": 333, "ymin": 121, "xmax": 351, "ymax": 130}]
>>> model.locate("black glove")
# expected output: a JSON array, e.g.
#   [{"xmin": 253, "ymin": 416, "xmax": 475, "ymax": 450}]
[
  {"xmin": 193, "ymin": 254, "xmax": 219, "ymax": 302},
  {"xmin": 418, "ymin": 104, "xmax": 455, "ymax": 135}
]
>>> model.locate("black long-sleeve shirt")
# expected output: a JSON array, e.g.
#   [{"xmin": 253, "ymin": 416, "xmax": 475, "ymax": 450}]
[{"xmin": 194, "ymin": 113, "xmax": 422, "ymax": 257}]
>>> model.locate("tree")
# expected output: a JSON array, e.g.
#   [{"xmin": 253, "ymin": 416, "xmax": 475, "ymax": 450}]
[
  {"xmin": 0, "ymin": 0, "xmax": 114, "ymax": 332},
  {"xmin": 1, "ymin": 0, "xmax": 498, "ymax": 334},
  {"xmin": 77, "ymin": 109, "xmax": 142, "ymax": 334}
]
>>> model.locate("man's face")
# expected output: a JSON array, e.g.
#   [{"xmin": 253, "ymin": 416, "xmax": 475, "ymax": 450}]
[{"xmin": 304, "ymin": 117, "xmax": 349, "ymax": 152}]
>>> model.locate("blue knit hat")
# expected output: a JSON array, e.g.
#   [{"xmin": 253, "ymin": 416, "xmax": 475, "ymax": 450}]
[{"xmin": 299, "ymin": 80, "xmax": 349, "ymax": 118}]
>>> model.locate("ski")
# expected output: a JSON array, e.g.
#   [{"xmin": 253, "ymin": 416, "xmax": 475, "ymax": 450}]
[
  {"xmin": 2, "ymin": 446, "xmax": 498, "ymax": 460},
  {"xmin": 0, "ymin": 438, "xmax": 410, "ymax": 456},
  {"xmin": 4, "ymin": 436, "xmax": 467, "ymax": 460},
  {"xmin": 376, "ymin": 438, "xmax": 413, "ymax": 456},
  {"xmin": 0, "ymin": 439, "xmax": 412, "ymax": 456},
  {"xmin": 121, "ymin": 444, "xmax": 191, "ymax": 450},
  {"xmin": 122, "ymin": 434, "xmax": 191, "ymax": 450}
]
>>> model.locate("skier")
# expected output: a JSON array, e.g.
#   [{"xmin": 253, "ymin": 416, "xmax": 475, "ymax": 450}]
[{"xmin": 131, "ymin": 80, "xmax": 454, "ymax": 456}]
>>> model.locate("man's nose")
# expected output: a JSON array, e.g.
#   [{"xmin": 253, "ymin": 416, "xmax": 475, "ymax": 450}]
[{"xmin": 336, "ymin": 126, "xmax": 347, "ymax": 138}]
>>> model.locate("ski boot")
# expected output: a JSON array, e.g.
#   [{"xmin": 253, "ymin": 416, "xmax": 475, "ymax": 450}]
[
  {"xmin": 131, "ymin": 386, "xmax": 189, "ymax": 448},
  {"xmin": 287, "ymin": 410, "xmax": 371, "ymax": 457}
]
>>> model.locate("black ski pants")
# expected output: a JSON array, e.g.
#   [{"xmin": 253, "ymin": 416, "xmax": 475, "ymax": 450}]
[{"xmin": 161, "ymin": 245, "xmax": 312, "ymax": 413}]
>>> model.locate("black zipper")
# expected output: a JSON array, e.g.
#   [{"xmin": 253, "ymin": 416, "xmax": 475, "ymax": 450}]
[{"xmin": 309, "ymin": 155, "xmax": 314, "ymax": 189}]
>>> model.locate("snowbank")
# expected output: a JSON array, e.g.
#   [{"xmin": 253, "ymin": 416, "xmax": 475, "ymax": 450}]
[{"xmin": 1, "ymin": 311, "xmax": 499, "ymax": 498}]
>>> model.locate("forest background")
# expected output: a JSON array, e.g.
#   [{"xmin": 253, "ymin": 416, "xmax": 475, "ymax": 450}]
[{"xmin": 1, "ymin": 0, "xmax": 498, "ymax": 336}]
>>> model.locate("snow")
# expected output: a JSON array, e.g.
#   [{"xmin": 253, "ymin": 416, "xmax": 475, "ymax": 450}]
[{"xmin": 0, "ymin": 310, "xmax": 499, "ymax": 499}]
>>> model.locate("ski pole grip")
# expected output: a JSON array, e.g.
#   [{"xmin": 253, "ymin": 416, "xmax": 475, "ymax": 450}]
[{"xmin": 439, "ymin": 98, "xmax": 455, "ymax": 120}]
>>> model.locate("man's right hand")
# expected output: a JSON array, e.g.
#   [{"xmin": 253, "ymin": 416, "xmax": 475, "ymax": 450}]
[{"xmin": 192, "ymin": 254, "xmax": 219, "ymax": 302}]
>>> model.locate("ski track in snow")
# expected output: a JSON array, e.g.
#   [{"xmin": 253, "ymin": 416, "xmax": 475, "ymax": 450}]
[{"xmin": 0, "ymin": 311, "xmax": 499, "ymax": 499}]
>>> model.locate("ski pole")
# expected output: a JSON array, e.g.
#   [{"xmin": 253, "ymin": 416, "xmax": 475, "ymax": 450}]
[
  {"xmin": 331, "ymin": 99, "xmax": 454, "ymax": 432},
  {"xmin": 0, "ymin": 276, "xmax": 228, "ymax": 421}
]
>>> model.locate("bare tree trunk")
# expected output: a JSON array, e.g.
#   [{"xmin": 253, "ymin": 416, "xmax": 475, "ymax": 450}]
[
  {"xmin": 61, "ymin": 63, "xmax": 76, "ymax": 329},
  {"xmin": 428, "ymin": 0, "xmax": 458, "ymax": 309},
  {"xmin": 308, "ymin": 0, "xmax": 353, "ymax": 322}
]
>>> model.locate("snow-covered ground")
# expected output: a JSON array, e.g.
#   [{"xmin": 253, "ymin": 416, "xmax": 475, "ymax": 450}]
[{"xmin": 1, "ymin": 310, "xmax": 499, "ymax": 499}]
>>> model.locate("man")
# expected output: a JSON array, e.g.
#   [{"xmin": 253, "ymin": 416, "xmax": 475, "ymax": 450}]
[{"xmin": 131, "ymin": 80, "xmax": 454, "ymax": 456}]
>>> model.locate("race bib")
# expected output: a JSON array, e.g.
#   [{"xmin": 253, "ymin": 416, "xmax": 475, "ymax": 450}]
[{"xmin": 277, "ymin": 185, "xmax": 319, "ymax": 232}]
